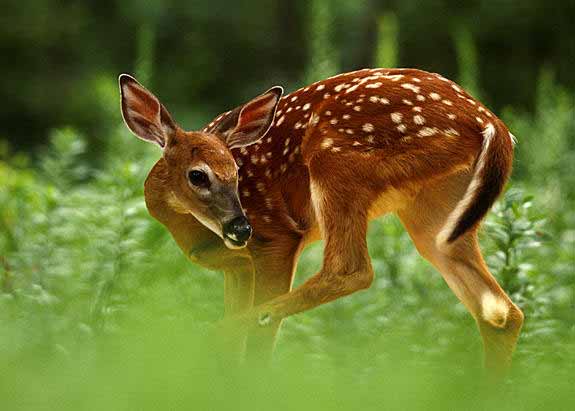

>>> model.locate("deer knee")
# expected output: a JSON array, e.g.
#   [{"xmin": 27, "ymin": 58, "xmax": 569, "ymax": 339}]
[
  {"xmin": 354, "ymin": 267, "xmax": 375, "ymax": 290},
  {"xmin": 302, "ymin": 266, "xmax": 374, "ymax": 304},
  {"xmin": 338, "ymin": 266, "xmax": 374, "ymax": 293},
  {"xmin": 480, "ymin": 292, "xmax": 524, "ymax": 332}
]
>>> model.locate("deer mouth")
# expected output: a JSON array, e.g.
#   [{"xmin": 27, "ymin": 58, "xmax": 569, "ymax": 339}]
[{"xmin": 223, "ymin": 234, "xmax": 248, "ymax": 249}]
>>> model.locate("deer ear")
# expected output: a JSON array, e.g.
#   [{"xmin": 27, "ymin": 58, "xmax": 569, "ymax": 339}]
[
  {"xmin": 119, "ymin": 74, "xmax": 176, "ymax": 148},
  {"xmin": 217, "ymin": 86, "xmax": 283, "ymax": 149}
]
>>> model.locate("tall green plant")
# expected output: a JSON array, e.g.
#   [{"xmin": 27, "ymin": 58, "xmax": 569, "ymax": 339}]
[
  {"xmin": 503, "ymin": 70, "xmax": 575, "ymax": 195},
  {"xmin": 375, "ymin": 13, "xmax": 399, "ymax": 68},
  {"xmin": 453, "ymin": 24, "xmax": 481, "ymax": 99},
  {"xmin": 305, "ymin": 0, "xmax": 339, "ymax": 83},
  {"xmin": 135, "ymin": 23, "xmax": 156, "ymax": 86}
]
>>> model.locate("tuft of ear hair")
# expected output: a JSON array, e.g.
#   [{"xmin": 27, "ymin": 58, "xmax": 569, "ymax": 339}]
[
  {"xmin": 215, "ymin": 86, "xmax": 283, "ymax": 149},
  {"xmin": 119, "ymin": 74, "xmax": 177, "ymax": 148}
]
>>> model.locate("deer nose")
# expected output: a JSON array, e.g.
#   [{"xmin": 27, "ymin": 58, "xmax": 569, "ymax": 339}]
[{"xmin": 223, "ymin": 216, "xmax": 252, "ymax": 244}]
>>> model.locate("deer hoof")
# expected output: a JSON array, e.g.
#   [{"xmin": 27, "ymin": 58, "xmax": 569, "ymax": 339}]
[{"xmin": 258, "ymin": 312, "xmax": 273, "ymax": 327}]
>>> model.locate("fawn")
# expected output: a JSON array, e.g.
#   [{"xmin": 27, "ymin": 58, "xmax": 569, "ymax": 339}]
[{"xmin": 119, "ymin": 68, "xmax": 523, "ymax": 375}]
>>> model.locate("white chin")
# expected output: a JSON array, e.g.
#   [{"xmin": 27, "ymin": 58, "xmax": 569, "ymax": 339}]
[{"xmin": 224, "ymin": 237, "xmax": 247, "ymax": 250}]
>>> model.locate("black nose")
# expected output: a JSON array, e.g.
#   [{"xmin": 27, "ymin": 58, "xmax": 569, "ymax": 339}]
[{"xmin": 223, "ymin": 216, "xmax": 252, "ymax": 244}]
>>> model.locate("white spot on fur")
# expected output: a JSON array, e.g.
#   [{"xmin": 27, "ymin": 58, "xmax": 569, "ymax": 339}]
[
  {"xmin": 303, "ymin": 103, "xmax": 311, "ymax": 111},
  {"xmin": 275, "ymin": 115, "xmax": 285, "ymax": 127},
  {"xmin": 345, "ymin": 84, "xmax": 360, "ymax": 94},
  {"xmin": 429, "ymin": 92, "xmax": 441, "ymax": 101},
  {"xmin": 397, "ymin": 124, "xmax": 407, "ymax": 133},
  {"xmin": 401, "ymin": 83, "xmax": 421, "ymax": 93},
  {"xmin": 362, "ymin": 123, "xmax": 375, "ymax": 133},
  {"xmin": 321, "ymin": 138, "xmax": 334, "ymax": 149},
  {"xmin": 316, "ymin": 84, "xmax": 325, "ymax": 91},
  {"xmin": 382, "ymin": 74, "xmax": 404, "ymax": 81},
  {"xmin": 447, "ymin": 113, "xmax": 457, "ymax": 120},
  {"xmin": 444, "ymin": 128, "xmax": 460, "ymax": 136},
  {"xmin": 309, "ymin": 113, "xmax": 320, "ymax": 127},
  {"xmin": 342, "ymin": 114, "xmax": 351, "ymax": 120},
  {"xmin": 391, "ymin": 112, "xmax": 403, "ymax": 123},
  {"xmin": 365, "ymin": 82, "xmax": 383, "ymax": 89},
  {"xmin": 369, "ymin": 96, "xmax": 389, "ymax": 104},
  {"xmin": 418, "ymin": 127, "xmax": 438, "ymax": 137},
  {"xmin": 413, "ymin": 115, "xmax": 426, "ymax": 125}
]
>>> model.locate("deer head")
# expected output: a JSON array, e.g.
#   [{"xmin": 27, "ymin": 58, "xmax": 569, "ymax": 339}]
[{"xmin": 119, "ymin": 74, "xmax": 282, "ymax": 249}]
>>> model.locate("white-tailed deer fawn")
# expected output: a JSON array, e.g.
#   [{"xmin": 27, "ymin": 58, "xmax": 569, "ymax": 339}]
[{"xmin": 119, "ymin": 68, "xmax": 523, "ymax": 375}]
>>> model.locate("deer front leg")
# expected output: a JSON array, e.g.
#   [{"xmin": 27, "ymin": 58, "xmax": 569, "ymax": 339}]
[
  {"xmin": 223, "ymin": 267, "xmax": 255, "ymax": 317},
  {"xmin": 245, "ymin": 238, "xmax": 302, "ymax": 363},
  {"xmin": 222, "ymin": 184, "xmax": 374, "ymax": 333},
  {"xmin": 219, "ymin": 265, "xmax": 255, "ymax": 361}
]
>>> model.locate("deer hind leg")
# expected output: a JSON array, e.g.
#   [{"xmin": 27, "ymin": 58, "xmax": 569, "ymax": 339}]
[{"xmin": 397, "ymin": 171, "xmax": 524, "ymax": 377}]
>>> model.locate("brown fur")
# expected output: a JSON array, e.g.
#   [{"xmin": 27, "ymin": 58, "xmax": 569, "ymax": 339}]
[{"xmin": 129, "ymin": 68, "xmax": 522, "ymax": 375}]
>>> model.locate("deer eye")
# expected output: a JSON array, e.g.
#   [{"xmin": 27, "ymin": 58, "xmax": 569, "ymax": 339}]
[{"xmin": 188, "ymin": 170, "xmax": 210, "ymax": 189}]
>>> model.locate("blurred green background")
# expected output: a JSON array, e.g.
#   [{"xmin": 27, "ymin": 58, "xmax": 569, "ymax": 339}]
[{"xmin": 0, "ymin": 1, "xmax": 574, "ymax": 410}]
